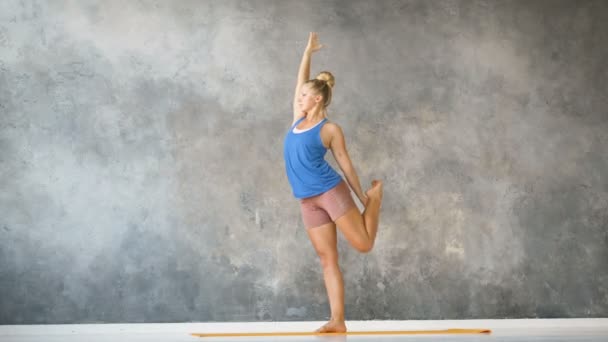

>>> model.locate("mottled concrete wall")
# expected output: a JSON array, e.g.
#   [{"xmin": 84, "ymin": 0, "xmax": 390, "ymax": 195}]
[{"xmin": 1, "ymin": 0, "xmax": 607, "ymax": 324}]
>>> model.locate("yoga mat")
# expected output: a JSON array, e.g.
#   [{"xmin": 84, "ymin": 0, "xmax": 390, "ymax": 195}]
[{"xmin": 191, "ymin": 328, "xmax": 492, "ymax": 337}]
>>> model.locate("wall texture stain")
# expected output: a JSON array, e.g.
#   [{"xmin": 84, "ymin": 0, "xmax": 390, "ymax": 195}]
[{"xmin": 1, "ymin": 0, "xmax": 607, "ymax": 323}]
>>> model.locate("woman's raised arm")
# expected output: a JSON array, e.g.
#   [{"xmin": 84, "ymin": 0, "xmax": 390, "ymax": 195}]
[{"xmin": 293, "ymin": 32, "xmax": 323, "ymax": 123}]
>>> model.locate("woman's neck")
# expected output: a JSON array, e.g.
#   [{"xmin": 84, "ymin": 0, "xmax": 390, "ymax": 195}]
[{"xmin": 305, "ymin": 108, "xmax": 326, "ymax": 122}]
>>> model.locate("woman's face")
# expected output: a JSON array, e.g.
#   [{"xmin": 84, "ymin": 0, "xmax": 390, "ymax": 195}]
[{"xmin": 297, "ymin": 84, "xmax": 322, "ymax": 112}]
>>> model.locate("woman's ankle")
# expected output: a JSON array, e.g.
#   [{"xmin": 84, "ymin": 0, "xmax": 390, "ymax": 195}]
[{"xmin": 330, "ymin": 315, "xmax": 345, "ymax": 322}]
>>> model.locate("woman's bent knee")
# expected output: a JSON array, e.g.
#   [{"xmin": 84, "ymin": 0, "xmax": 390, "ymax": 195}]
[{"xmin": 355, "ymin": 241, "xmax": 374, "ymax": 254}]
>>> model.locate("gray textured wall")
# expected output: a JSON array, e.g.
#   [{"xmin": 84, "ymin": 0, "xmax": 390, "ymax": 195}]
[{"xmin": 1, "ymin": 0, "xmax": 607, "ymax": 324}]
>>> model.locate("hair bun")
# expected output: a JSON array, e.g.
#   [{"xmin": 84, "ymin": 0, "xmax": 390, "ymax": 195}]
[{"xmin": 315, "ymin": 71, "xmax": 335, "ymax": 89}]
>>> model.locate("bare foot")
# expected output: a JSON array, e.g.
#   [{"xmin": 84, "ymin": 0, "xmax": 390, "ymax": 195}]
[
  {"xmin": 315, "ymin": 319, "xmax": 347, "ymax": 333},
  {"xmin": 365, "ymin": 179, "xmax": 383, "ymax": 201}
]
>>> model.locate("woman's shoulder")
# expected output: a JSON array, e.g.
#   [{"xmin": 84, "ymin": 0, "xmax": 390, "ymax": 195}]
[
  {"xmin": 322, "ymin": 119, "xmax": 341, "ymax": 129},
  {"xmin": 321, "ymin": 120, "xmax": 344, "ymax": 136}
]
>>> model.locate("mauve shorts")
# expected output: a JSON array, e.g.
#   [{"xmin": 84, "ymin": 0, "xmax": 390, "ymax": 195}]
[{"xmin": 299, "ymin": 180, "xmax": 358, "ymax": 229}]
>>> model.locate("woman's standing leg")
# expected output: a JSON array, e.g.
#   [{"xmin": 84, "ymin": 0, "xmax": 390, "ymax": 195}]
[{"xmin": 306, "ymin": 222, "xmax": 347, "ymax": 333}]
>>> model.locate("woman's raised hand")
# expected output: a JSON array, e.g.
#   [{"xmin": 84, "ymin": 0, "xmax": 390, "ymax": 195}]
[{"xmin": 306, "ymin": 32, "xmax": 324, "ymax": 53}]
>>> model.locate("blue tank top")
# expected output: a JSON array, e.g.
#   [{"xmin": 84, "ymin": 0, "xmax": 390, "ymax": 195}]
[{"xmin": 283, "ymin": 116, "xmax": 343, "ymax": 199}]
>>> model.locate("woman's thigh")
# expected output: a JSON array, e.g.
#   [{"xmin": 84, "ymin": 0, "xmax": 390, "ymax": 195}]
[
  {"xmin": 334, "ymin": 207, "xmax": 370, "ymax": 253},
  {"xmin": 306, "ymin": 222, "xmax": 338, "ymax": 264}
]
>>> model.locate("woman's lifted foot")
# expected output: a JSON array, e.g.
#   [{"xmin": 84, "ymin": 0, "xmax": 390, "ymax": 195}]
[
  {"xmin": 365, "ymin": 179, "xmax": 383, "ymax": 202},
  {"xmin": 315, "ymin": 319, "xmax": 347, "ymax": 333}
]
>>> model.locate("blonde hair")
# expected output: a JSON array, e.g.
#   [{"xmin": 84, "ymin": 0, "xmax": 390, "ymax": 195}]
[{"xmin": 305, "ymin": 71, "xmax": 335, "ymax": 109}]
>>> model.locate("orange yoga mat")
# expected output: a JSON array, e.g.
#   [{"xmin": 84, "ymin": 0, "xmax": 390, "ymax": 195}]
[{"xmin": 191, "ymin": 328, "xmax": 492, "ymax": 337}]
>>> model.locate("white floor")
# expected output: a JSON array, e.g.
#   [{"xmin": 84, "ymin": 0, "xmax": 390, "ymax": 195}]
[{"xmin": 1, "ymin": 318, "xmax": 607, "ymax": 342}]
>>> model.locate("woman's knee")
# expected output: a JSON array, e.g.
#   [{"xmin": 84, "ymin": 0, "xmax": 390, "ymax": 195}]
[
  {"xmin": 316, "ymin": 250, "xmax": 339, "ymax": 269},
  {"xmin": 354, "ymin": 240, "xmax": 374, "ymax": 254}
]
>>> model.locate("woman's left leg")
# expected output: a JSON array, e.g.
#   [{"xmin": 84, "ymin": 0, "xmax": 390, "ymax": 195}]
[{"xmin": 306, "ymin": 222, "xmax": 347, "ymax": 333}]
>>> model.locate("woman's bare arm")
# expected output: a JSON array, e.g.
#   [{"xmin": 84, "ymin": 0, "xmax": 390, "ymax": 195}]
[
  {"xmin": 293, "ymin": 32, "xmax": 323, "ymax": 124},
  {"xmin": 326, "ymin": 123, "xmax": 368, "ymax": 206},
  {"xmin": 292, "ymin": 50, "xmax": 311, "ymax": 123}
]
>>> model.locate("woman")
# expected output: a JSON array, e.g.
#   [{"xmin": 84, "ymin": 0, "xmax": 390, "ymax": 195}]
[{"xmin": 283, "ymin": 32, "xmax": 384, "ymax": 333}]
